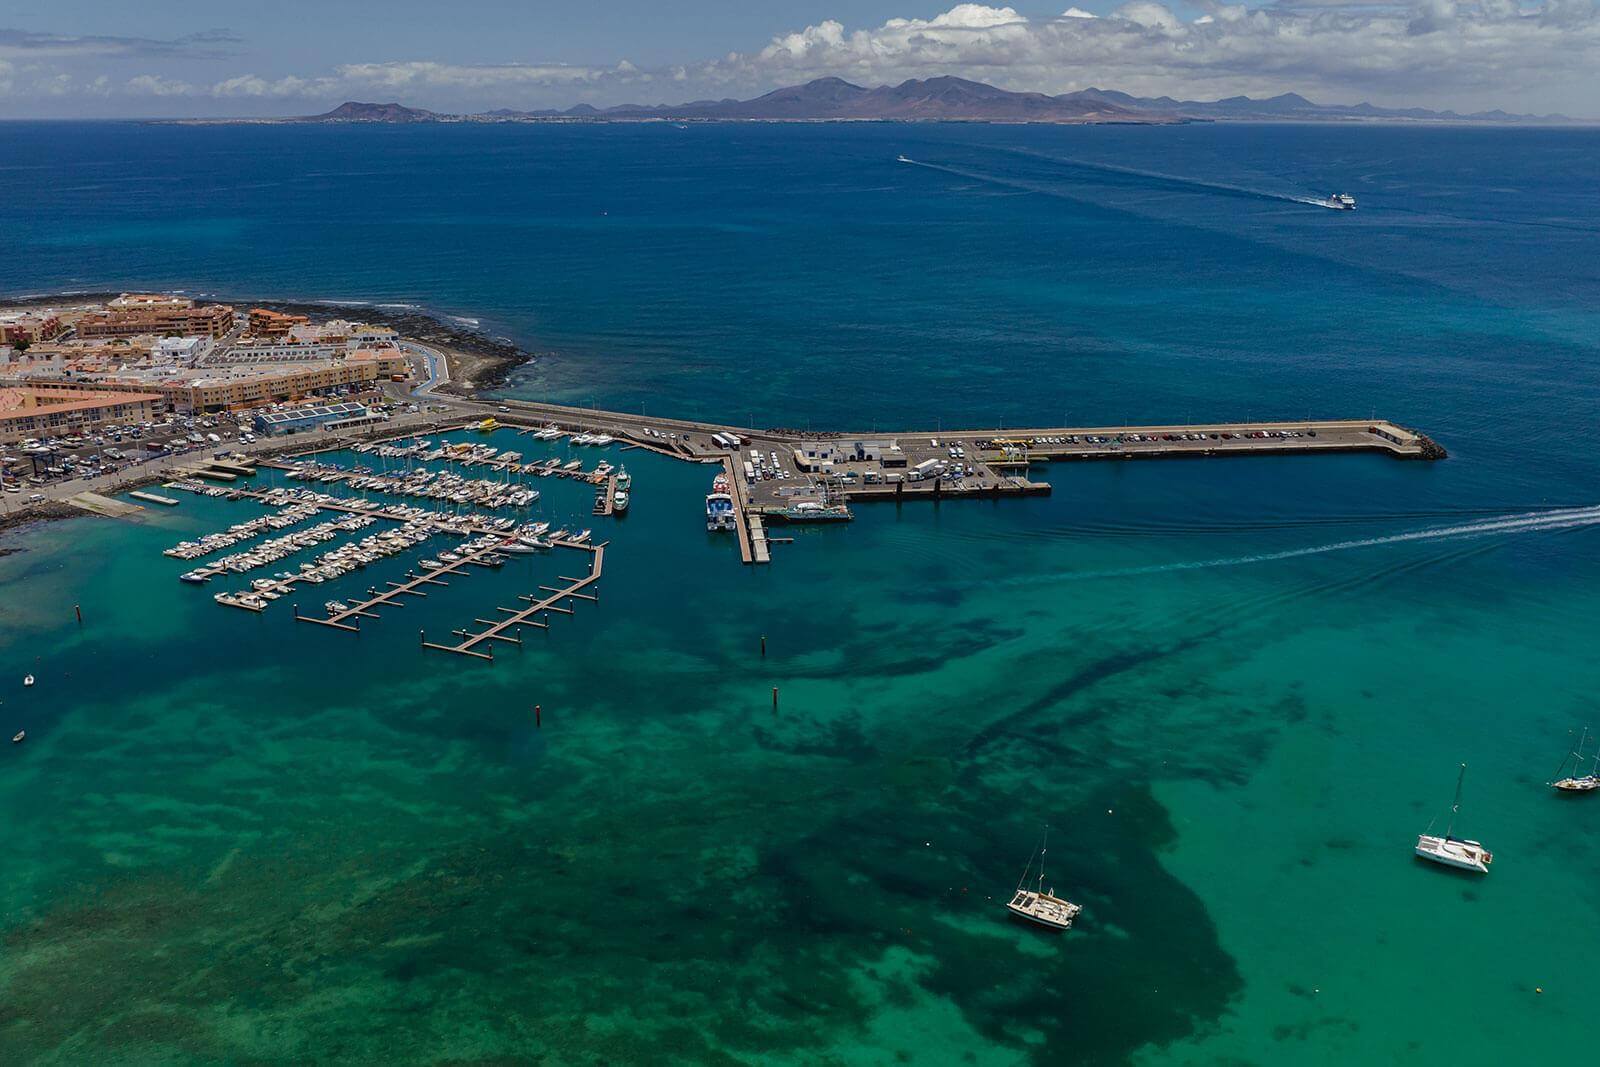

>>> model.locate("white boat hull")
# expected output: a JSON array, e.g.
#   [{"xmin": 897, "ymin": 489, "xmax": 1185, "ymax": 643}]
[
  {"xmin": 1415, "ymin": 834, "xmax": 1491, "ymax": 874},
  {"xmin": 1005, "ymin": 890, "xmax": 1082, "ymax": 931}
]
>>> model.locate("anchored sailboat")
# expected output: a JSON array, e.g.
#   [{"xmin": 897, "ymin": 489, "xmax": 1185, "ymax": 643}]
[
  {"xmin": 1005, "ymin": 826, "xmax": 1083, "ymax": 931},
  {"xmin": 1551, "ymin": 726, "xmax": 1600, "ymax": 793},
  {"xmin": 1415, "ymin": 763, "xmax": 1493, "ymax": 874}
]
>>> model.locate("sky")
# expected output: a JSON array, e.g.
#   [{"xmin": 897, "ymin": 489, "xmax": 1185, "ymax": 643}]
[{"xmin": 1, "ymin": 0, "xmax": 1597, "ymax": 118}]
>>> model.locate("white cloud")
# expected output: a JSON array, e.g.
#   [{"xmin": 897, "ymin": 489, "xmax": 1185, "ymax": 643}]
[
  {"xmin": 127, "ymin": 73, "xmax": 196, "ymax": 97},
  {"xmin": 333, "ymin": 61, "xmax": 618, "ymax": 90},
  {"xmin": 3, "ymin": 0, "xmax": 1599, "ymax": 115},
  {"xmin": 733, "ymin": 0, "xmax": 1600, "ymax": 110}
]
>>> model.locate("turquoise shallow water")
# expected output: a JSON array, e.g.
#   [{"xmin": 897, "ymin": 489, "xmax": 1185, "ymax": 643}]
[{"xmin": 2, "ymin": 122, "xmax": 1600, "ymax": 1063}]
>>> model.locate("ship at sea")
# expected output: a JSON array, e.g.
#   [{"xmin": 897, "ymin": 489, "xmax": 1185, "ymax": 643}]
[
  {"xmin": 1325, "ymin": 192, "xmax": 1357, "ymax": 210},
  {"xmin": 706, "ymin": 473, "xmax": 736, "ymax": 531}
]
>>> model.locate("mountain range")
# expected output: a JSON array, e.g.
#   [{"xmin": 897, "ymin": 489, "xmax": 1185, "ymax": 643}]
[{"xmin": 287, "ymin": 76, "xmax": 1571, "ymax": 126}]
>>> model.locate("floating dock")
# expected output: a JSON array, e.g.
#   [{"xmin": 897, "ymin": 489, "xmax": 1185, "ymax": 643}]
[
  {"xmin": 129, "ymin": 491, "xmax": 179, "ymax": 506},
  {"xmin": 422, "ymin": 543, "xmax": 604, "ymax": 661}
]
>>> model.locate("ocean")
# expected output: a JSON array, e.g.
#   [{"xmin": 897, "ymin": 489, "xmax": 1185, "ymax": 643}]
[{"xmin": 1, "ymin": 119, "xmax": 1598, "ymax": 1064}]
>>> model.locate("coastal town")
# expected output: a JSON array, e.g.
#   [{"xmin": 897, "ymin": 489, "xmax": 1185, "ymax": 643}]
[{"xmin": 3, "ymin": 292, "xmax": 1445, "ymax": 572}]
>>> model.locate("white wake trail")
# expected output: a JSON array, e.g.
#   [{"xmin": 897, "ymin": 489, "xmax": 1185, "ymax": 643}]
[{"xmin": 1046, "ymin": 505, "xmax": 1600, "ymax": 583}]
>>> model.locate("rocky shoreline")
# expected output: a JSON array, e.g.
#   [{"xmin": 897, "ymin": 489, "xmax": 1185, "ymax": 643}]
[{"xmin": 0, "ymin": 290, "xmax": 536, "ymax": 395}]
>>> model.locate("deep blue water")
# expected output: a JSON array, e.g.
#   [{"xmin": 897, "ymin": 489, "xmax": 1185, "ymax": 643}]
[
  {"xmin": 3, "ymin": 120, "xmax": 1600, "ymax": 1064},
  {"xmin": 4, "ymin": 121, "xmax": 1597, "ymax": 483}
]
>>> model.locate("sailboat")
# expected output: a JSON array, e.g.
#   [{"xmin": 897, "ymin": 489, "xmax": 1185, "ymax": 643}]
[
  {"xmin": 1551, "ymin": 726, "xmax": 1600, "ymax": 793},
  {"xmin": 1415, "ymin": 763, "xmax": 1493, "ymax": 874},
  {"xmin": 1005, "ymin": 826, "xmax": 1083, "ymax": 931}
]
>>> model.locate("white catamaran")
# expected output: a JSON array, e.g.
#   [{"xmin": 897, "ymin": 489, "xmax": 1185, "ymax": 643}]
[
  {"xmin": 1005, "ymin": 826, "xmax": 1083, "ymax": 932},
  {"xmin": 1415, "ymin": 763, "xmax": 1493, "ymax": 874},
  {"xmin": 1551, "ymin": 726, "xmax": 1600, "ymax": 793}
]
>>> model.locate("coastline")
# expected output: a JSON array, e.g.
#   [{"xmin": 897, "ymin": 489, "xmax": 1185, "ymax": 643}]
[{"xmin": 0, "ymin": 289, "xmax": 537, "ymax": 394}]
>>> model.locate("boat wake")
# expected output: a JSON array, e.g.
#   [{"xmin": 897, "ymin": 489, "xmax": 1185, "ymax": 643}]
[
  {"xmin": 927, "ymin": 146, "xmax": 1337, "ymax": 211},
  {"xmin": 1046, "ymin": 505, "xmax": 1600, "ymax": 583}
]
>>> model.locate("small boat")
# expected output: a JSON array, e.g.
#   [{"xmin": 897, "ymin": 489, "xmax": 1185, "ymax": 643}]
[
  {"xmin": 571, "ymin": 529, "xmax": 592, "ymax": 544},
  {"xmin": 1551, "ymin": 726, "xmax": 1600, "ymax": 793},
  {"xmin": 22, "ymin": 674, "xmax": 34, "ymax": 688},
  {"xmin": 1415, "ymin": 763, "xmax": 1492, "ymax": 874},
  {"xmin": 325, "ymin": 600, "xmax": 348, "ymax": 615},
  {"xmin": 1325, "ymin": 192, "xmax": 1357, "ymax": 210},
  {"xmin": 11, "ymin": 730, "xmax": 23, "ymax": 744},
  {"xmin": 1005, "ymin": 826, "xmax": 1082, "ymax": 931}
]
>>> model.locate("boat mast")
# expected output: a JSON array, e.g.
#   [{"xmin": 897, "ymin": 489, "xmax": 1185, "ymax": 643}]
[
  {"xmin": 1446, "ymin": 763, "xmax": 1466, "ymax": 840},
  {"xmin": 1038, "ymin": 825, "xmax": 1049, "ymax": 893}
]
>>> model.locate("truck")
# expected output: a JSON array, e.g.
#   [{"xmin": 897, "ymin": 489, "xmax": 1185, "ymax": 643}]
[{"xmin": 913, "ymin": 458, "xmax": 944, "ymax": 479}]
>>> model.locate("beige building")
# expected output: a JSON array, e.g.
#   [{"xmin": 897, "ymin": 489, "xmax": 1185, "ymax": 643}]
[
  {"xmin": 77, "ymin": 294, "xmax": 235, "ymax": 340},
  {"xmin": 0, "ymin": 386, "xmax": 162, "ymax": 443},
  {"xmin": 158, "ymin": 359, "xmax": 394, "ymax": 413}
]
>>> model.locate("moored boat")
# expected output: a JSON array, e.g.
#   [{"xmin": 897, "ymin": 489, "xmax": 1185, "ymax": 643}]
[
  {"xmin": 1005, "ymin": 826, "xmax": 1083, "ymax": 932},
  {"xmin": 1551, "ymin": 726, "xmax": 1600, "ymax": 793},
  {"xmin": 1415, "ymin": 763, "xmax": 1492, "ymax": 874}
]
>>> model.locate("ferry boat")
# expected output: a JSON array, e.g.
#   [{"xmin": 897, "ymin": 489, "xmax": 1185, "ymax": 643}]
[
  {"xmin": 1415, "ymin": 763, "xmax": 1493, "ymax": 874},
  {"xmin": 1005, "ymin": 826, "xmax": 1083, "ymax": 932},
  {"xmin": 706, "ymin": 474, "xmax": 736, "ymax": 532},
  {"xmin": 1325, "ymin": 192, "xmax": 1357, "ymax": 210},
  {"xmin": 1551, "ymin": 726, "xmax": 1600, "ymax": 793}
]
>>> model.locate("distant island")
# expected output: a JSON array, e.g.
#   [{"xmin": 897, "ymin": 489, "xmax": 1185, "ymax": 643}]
[{"xmin": 169, "ymin": 76, "xmax": 1575, "ymax": 127}]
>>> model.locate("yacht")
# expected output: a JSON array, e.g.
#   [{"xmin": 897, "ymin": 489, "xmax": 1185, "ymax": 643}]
[
  {"xmin": 1415, "ymin": 763, "xmax": 1493, "ymax": 874},
  {"xmin": 1325, "ymin": 192, "xmax": 1357, "ymax": 210},
  {"xmin": 615, "ymin": 466, "xmax": 631, "ymax": 491},
  {"xmin": 325, "ymin": 601, "xmax": 348, "ymax": 615},
  {"xmin": 612, "ymin": 489, "xmax": 630, "ymax": 513},
  {"xmin": 1005, "ymin": 826, "xmax": 1083, "ymax": 932},
  {"xmin": 1551, "ymin": 727, "xmax": 1600, "ymax": 793}
]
